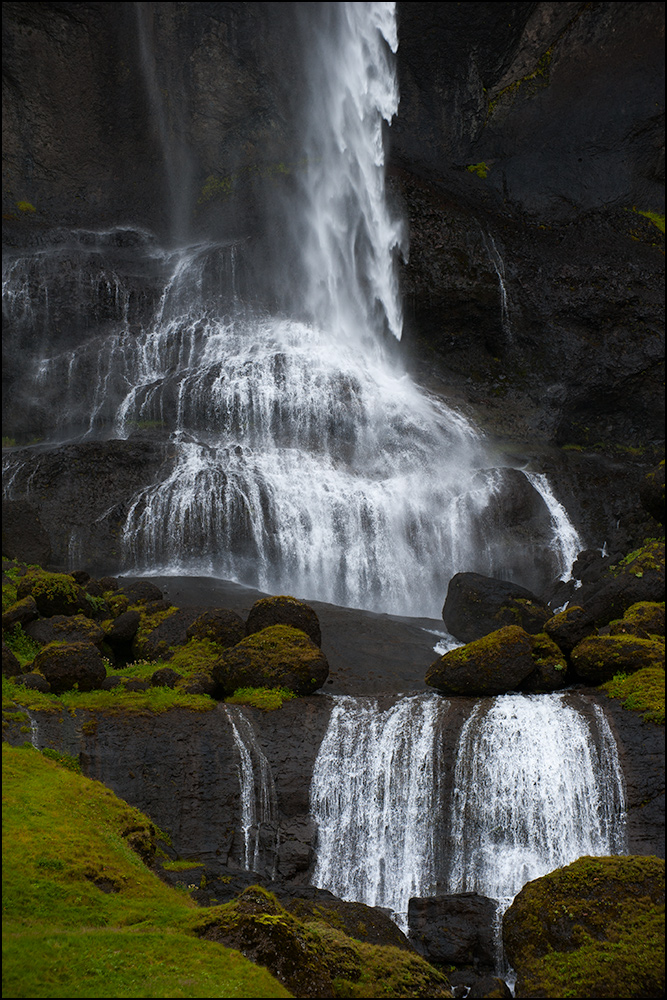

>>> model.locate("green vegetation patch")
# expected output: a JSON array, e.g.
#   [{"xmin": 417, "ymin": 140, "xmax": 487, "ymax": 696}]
[
  {"xmin": 2, "ymin": 673, "xmax": 215, "ymax": 716},
  {"xmin": 504, "ymin": 856, "xmax": 665, "ymax": 999},
  {"xmin": 226, "ymin": 686, "xmax": 298, "ymax": 711},
  {"xmin": 2, "ymin": 743, "xmax": 292, "ymax": 998},
  {"xmin": 634, "ymin": 208, "xmax": 666, "ymax": 233},
  {"xmin": 4, "ymin": 622, "xmax": 42, "ymax": 666},
  {"xmin": 602, "ymin": 667, "xmax": 665, "ymax": 725},
  {"xmin": 466, "ymin": 162, "xmax": 490, "ymax": 179}
]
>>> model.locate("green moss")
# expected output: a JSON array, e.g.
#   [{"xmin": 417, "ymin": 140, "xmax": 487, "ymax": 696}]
[
  {"xmin": 226, "ymin": 686, "xmax": 298, "ymax": 711},
  {"xmin": 487, "ymin": 49, "xmax": 552, "ymax": 118},
  {"xmin": 610, "ymin": 539, "xmax": 664, "ymax": 578},
  {"xmin": 466, "ymin": 162, "xmax": 490, "ymax": 179},
  {"xmin": 2, "ymin": 436, "xmax": 17, "ymax": 447},
  {"xmin": 602, "ymin": 667, "xmax": 665, "ymax": 725},
  {"xmin": 161, "ymin": 860, "xmax": 206, "ymax": 872},
  {"xmin": 16, "ymin": 200, "xmax": 36, "ymax": 213},
  {"xmin": 633, "ymin": 208, "xmax": 666, "ymax": 233},
  {"xmin": 4, "ymin": 622, "xmax": 42, "ymax": 666},
  {"xmin": 505, "ymin": 856, "xmax": 665, "ymax": 999},
  {"xmin": 2, "ymin": 744, "xmax": 292, "ymax": 998}
]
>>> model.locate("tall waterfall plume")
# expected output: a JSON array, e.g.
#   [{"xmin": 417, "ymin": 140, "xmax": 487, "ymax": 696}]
[{"xmin": 2, "ymin": 2, "xmax": 581, "ymax": 617}]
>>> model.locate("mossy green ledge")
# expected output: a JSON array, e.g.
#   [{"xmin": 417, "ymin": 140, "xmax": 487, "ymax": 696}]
[
  {"xmin": 571, "ymin": 633, "xmax": 665, "ymax": 685},
  {"xmin": 425, "ymin": 625, "xmax": 535, "ymax": 696}
]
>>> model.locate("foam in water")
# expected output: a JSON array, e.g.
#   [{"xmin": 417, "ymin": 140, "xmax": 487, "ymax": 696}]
[
  {"xmin": 448, "ymin": 693, "xmax": 628, "ymax": 906},
  {"xmin": 310, "ymin": 693, "xmax": 445, "ymax": 929}
]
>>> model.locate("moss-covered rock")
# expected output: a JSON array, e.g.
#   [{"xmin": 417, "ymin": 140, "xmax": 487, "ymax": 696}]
[
  {"xmin": 17, "ymin": 570, "xmax": 89, "ymax": 618},
  {"xmin": 602, "ymin": 666, "xmax": 665, "ymax": 725},
  {"xmin": 503, "ymin": 855, "xmax": 665, "ymax": 999},
  {"xmin": 187, "ymin": 608, "xmax": 246, "ymax": 648},
  {"xmin": 610, "ymin": 602, "xmax": 665, "ymax": 639},
  {"xmin": 213, "ymin": 625, "xmax": 329, "ymax": 697},
  {"xmin": 246, "ymin": 595, "xmax": 322, "ymax": 647},
  {"xmin": 442, "ymin": 573, "xmax": 550, "ymax": 643},
  {"xmin": 194, "ymin": 886, "xmax": 453, "ymax": 998},
  {"xmin": 570, "ymin": 633, "xmax": 665, "ymax": 685},
  {"xmin": 1, "ymin": 595, "xmax": 39, "ymax": 632},
  {"xmin": 32, "ymin": 641, "xmax": 106, "ymax": 694},
  {"xmin": 520, "ymin": 633, "xmax": 569, "ymax": 692},
  {"xmin": 426, "ymin": 625, "xmax": 535, "ymax": 695},
  {"xmin": 579, "ymin": 541, "xmax": 665, "ymax": 627},
  {"xmin": 2, "ymin": 640, "xmax": 22, "ymax": 677},
  {"xmin": 543, "ymin": 605, "xmax": 597, "ymax": 655},
  {"xmin": 25, "ymin": 613, "xmax": 104, "ymax": 648}
]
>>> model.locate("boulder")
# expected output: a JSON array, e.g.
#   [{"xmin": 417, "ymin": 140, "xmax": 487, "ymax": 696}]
[
  {"xmin": 577, "ymin": 540, "xmax": 665, "ymax": 627},
  {"xmin": 2, "ymin": 640, "xmax": 22, "ymax": 677},
  {"xmin": 150, "ymin": 667, "xmax": 180, "ymax": 688},
  {"xmin": 503, "ymin": 855, "xmax": 665, "ymax": 999},
  {"xmin": 132, "ymin": 607, "xmax": 203, "ymax": 661},
  {"xmin": 187, "ymin": 609, "xmax": 246, "ymax": 648},
  {"xmin": 466, "ymin": 976, "xmax": 512, "ymax": 999},
  {"xmin": 17, "ymin": 571, "xmax": 90, "ymax": 618},
  {"xmin": 426, "ymin": 625, "xmax": 535, "ymax": 696},
  {"xmin": 104, "ymin": 609, "xmax": 141, "ymax": 647},
  {"xmin": 543, "ymin": 605, "xmax": 597, "ymax": 654},
  {"xmin": 32, "ymin": 641, "xmax": 106, "ymax": 694},
  {"xmin": 246, "ymin": 596, "xmax": 322, "ymax": 647},
  {"xmin": 610, "ymin": 601, "xmax": 665, "ymax": 638},
  {"xmin": 443, "ymin": 573, "xmax": 549, "ymax": 644},
  {"xmin": 212, "ymin": 625, "xmax": 329, "ymax": 697},
  {"xmin": 284, "ymin": 893, "xmax": 411, "ymax": 951},
  {"xmin": 408, "ymin": 892, "xmax": 497, "ymax": 967},
  {"xmin": 25, "ymin": 613, "xmax": 105, "ymax": 648},
  {"xmin": 1, "ymin": 595, "xmax": 39, "ymax": 631},
  {"xmin": 520, "ymin": 633, "xmax": 569, "ymax": 692},
  {"xmin": 14, "ymin": 671, "xmax": 51, "ymax": 692},
  {"xmin": 570, "ymin": 633, "xmax": 665, "ymax": 685},
  {"xmin": 117, "ymin": 580, "xmax": 166, "ymax": 605}
]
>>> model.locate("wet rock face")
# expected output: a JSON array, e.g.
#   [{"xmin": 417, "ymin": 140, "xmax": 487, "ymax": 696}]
[{"xmin": 408, "ymin": 892, "xmax": 497, "ymax": 967}]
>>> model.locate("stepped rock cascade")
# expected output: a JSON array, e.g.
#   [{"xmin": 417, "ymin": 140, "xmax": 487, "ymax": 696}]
[
  {"xmin": 225, "ymin": 706, "xmax": 279, "ymax": 876},
  {"xmin": 310, "ymin": 693, "xmax": 446, "ymax": 929},
  {"xmin": 448, "ymin": 694, "xmax": 628, "ymax": 913},
  {"xmin": 1, "ymin": 2, "xmax": 582, "ymax": 617}
]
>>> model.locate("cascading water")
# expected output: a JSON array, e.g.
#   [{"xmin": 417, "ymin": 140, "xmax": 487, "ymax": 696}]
[
  {"xmin": 310, "ymin": 693, "xmax": 446, "ymax": 929},
  {"xmin": 225, "ymin": 706, "xmax": 279, "ymax": 875},
  {"xmin": 310, "ymin": 691, "xmax": 627, "ymax": 950},
  {"xmin": 2, "ymin": 2, "xmax": 581, "ymax": 617},
  {"xmin": 448, "ymin": 693, "xmax": 627, "ymax": 965}
]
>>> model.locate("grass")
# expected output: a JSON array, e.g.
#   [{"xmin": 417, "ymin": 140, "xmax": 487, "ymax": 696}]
[
  {"xmin": 1, "ymin": 742, "xmax": 293, "ymax": 998},
  {"xmin": 602, "ymin": 667, "xmax": 665, "ymax": 725},
  {"xmin": 225, "ymin": 687, "xmax": 298, "ymax": 711},
  {"xmin": 2, "ymin": 673, "xmax": 216, "ymax": 716}
]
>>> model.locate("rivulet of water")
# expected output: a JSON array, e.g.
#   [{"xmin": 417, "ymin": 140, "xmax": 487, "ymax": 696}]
[{"xmin": 225, "ymin": 706, "xmax": 279, "ymax": 876}]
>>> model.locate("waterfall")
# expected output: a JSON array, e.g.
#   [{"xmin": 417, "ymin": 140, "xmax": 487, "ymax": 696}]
[
  {"xmin": 310, "ymin": 693, "xmax": 446, "ymax": 929},
  {"xmin": 225, "ymin": 706, "xmax": 279, "ymax": 875},
  {"xmin": 448, "ymin": 693, "xmax": 627, "ymax": 917},
  {"xmin": 2, "ymin": 2, "xmax": 582, "ymax": 617}
]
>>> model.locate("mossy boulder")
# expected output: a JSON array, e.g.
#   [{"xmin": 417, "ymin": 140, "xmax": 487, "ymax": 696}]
[
  {"xmin": 212, "ymin": 625, "xmax": 329, "ymax": 697},
  {"xmin": 25, "ymin": 613, "xmax": 104, "ymax": 648},
  {"xmin": 570, "ymin": 633, "xmax": 665, "ymax": 685},
  {"xmin": 503, "ymin": 855, "xmax": 665, "ymax": 999},
  {"xmin": 442, "ymin": 573, "xmax": 549, "ymax": 643},
  {"xmin": 426, "ymin": 625, "xmax": 535, "ymax": 695},
  {"xmin": 194, "ymin": 886, "xmax": 453, "ymax": 998},
  {"xmin": 1, "ymin": 595, "xmax": 39, "ymax": 632},
  {"xmin": 609, "ymin": 601, "xmax": 665, "ymax": 639},
  {"xmin": 283, "ymin": 895, "xmax": 411, "ymax": 952},
  {"xmin": 602, "ymin": 666, "xmax": 665, "ymax": 725},
  {"xmin": 186, "ymin": 608, "xmax": 246, "ymax": 648},
  {"xmin": 543, "ymin": 605, "xmax": 597, "ymax": 654},
  {"xmin": 2, "ymin": 640, "xmax": 22, "ymax": 677},
  {"xmin": 520, "ymin": 633, "xmax": 569, "ymax": 692},
  {"xmin": 17, "ymin": 571, "xmax": 89, "ymax": 618},
  {"xmin": 578, "ymin": 541, "xmax": 665, "ymax": 627},
  {"xmin": 246, "ymin": 595, "xmax": 322, "ymax": 647},
  {"xmin": 104, "ymin": 609, "xmax": 141, "ymax": 647},
  {"xmin": 32, "ymin": 641, "xmax": 106, "ymax": 694}
]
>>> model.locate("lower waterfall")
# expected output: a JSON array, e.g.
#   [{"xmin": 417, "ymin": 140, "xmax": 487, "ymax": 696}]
[
  {"xmin": 310, "ymin": 693, "xmax": 446, "ymax": 929},
  {"xmin": 308, "ymin": 692, "xmax": 627, "ymax": 941}
]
